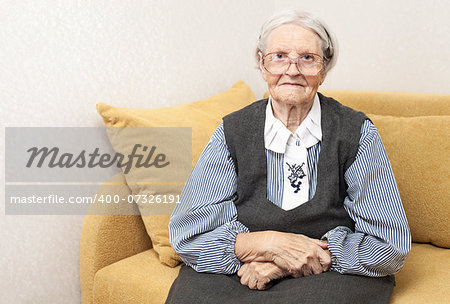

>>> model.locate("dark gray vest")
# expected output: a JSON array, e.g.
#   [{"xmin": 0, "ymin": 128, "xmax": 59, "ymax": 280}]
[
  {"xmin": 166, "ymin": 94, "xmax": 395, "ymax": 304},
  {"xmin": 222, "ymin": 93, "xmax": 368, "ymax": 238}
]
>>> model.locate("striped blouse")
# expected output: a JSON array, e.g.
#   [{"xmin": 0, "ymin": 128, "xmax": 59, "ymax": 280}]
[{"xmin": 169, "ymin": 120, "xmax": 411, "ymax": 277}]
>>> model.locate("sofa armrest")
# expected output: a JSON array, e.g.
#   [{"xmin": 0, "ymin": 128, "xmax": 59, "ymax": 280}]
[{"xmin": 80, "ymin": 173, "xmax": 152, "ymax": 304}]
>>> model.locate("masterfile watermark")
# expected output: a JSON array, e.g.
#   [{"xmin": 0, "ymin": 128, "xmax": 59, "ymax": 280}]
[
  {"xmin": 26, "ymin": 144, "xmax": 169, "ymax": 174},
  {"xmin": 5, "ymin": 127, "xmax": 191, "ymax": 215}
]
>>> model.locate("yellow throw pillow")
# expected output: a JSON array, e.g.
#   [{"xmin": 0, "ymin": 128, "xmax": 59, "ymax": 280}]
[
  {"xmin": 368, "ymin": 114, "xmax": 450, "ymax": 248},
  {"xmin": 97, "ymin": 80, "xmax": 256, "ymax": 266}
]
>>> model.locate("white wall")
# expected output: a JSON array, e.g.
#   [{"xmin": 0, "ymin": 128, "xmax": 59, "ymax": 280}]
[{"xmin": 1, "ymin": 0, "xmax": 449, "ymax": 302}]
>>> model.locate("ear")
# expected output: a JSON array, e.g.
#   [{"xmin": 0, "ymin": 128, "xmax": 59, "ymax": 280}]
[
  {"xmin": 258, "ymin": 52, "xmax": 264, "ymax": 71},
  {"xmin": 258, "ymin": 52, "xmax": 268, "ymax": 82},
  {"xmin": 319, "ymin": 71, "xmax": 327, "ymax": 85}
]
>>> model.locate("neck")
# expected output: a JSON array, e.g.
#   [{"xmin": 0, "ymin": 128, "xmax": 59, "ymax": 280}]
[{"xmin": 271, "ymin": 98, "xmax": 314, "ymax": 133}]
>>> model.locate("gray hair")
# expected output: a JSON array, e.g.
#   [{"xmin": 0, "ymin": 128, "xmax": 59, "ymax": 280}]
[{"xmin": 256, "ymin": 10, "xmax": 338, "ymax": 74}]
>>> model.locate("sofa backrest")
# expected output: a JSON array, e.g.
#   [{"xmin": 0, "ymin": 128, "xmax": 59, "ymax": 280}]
[{"xmin": 320, "ymin": 90, "xmax": 450, "ymax": 117}]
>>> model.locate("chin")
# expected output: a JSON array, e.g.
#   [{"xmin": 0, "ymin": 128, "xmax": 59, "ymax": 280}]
[
  {"xmin": 272, "ymin": 92, "xmax": 311, "ymax": 105},
  {"xmin": 271, "ymin": 85, "xmax": 314, "ymax": 101}
]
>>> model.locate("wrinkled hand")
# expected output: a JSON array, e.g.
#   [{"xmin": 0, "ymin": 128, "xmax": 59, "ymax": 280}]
[
  {"xmin": 237, "ymin": 261, "xmax": 288, "ymax": 290},
  {"xmin": 235, "ymin": 231, "xmax": 331, "ymax": 277}
]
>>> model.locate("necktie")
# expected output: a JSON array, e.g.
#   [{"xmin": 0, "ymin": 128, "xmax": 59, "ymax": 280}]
[{"xmin": 282, "ymin": 135, "xmax": 309, "ymax": 210}]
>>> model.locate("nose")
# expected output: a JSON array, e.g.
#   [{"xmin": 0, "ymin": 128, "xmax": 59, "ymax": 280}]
[{"xmin": 285, "ymin": 59, "xmax": 301, "ymax": 76}]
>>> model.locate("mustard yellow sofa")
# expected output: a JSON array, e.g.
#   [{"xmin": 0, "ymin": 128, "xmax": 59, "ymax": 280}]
[{"xmin": 81, "ymin": 88, "xmax": 450, "ymax": 304}]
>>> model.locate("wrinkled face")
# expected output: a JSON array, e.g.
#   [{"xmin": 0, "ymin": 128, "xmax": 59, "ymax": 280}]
[{"xmin": 260, "ymin": 23, "xmax": 326, "ymax": 106}]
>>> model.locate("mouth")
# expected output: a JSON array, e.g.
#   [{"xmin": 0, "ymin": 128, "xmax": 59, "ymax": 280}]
[{"xmin": 280, "ymin": 83, "xmax": 304, "ymax": 87}]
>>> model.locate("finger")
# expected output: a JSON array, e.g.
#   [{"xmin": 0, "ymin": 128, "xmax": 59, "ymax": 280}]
[
  {"xmin": 237, "ymin": 267, "xmax": 243, "ymax": 277},
  {"xmin": 239, "ymin": 267, "xmax": 250, "ymax": 286},
  {"xmin": 264, "ymin": 281, "xmax": 274, "ymax": 289},
  {"xmin": 310, "ymin": 238, "xmax": 328, "ymax": 249},
  {"xmin": 248, "ymin": 277, "xmax": 258, "ymax": 290},
  {"xmin": 309, "ymin": 256, "xmax": 323, "ymax": 275},
  {"xmin": 301, "ymin": 264, "xmax": 313, "ymax": 277},
  {"xmin": 257, "ymin": 279, "xmax": 269, "ymax": 290},
  {"xmin": 317, "ymin": 249, "xmax": 332, "ymax": 272},
  {"xmin": 240, "ymin": 273, "xmax": 249, "ymax": 287},
  {"xmin": 237, "ymin": 262, "xmax": 249, "ymax": 277},
  {"xmin": 291, "ymin": 271, "xmax": 303, "ymax": 278}
]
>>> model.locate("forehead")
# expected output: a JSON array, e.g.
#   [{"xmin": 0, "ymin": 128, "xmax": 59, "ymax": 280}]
[{"xmin": 266, "ymin": 23, "xmax": 322, "ymax": 54}]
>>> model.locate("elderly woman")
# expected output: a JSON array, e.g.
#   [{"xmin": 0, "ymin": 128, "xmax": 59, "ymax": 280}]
[{"xmin": 166, "ymin": 10, "xmax": 411, "ymax": 304}]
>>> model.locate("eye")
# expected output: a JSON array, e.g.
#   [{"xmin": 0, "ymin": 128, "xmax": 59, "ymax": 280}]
[
  {"xmin": 300, "ymin": 54, "xmax": 315, "ymax": 62},
  {"xmin": 270, "ymin": 53, "xmax": 287, "ymax": 61}
]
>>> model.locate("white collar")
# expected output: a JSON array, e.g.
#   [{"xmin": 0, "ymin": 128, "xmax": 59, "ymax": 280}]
[{"xmin": 264, "ymin": 94, "xmax": 322, "ymax": 153}]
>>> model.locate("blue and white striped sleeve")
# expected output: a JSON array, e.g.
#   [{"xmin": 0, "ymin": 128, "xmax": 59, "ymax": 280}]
[
  {"xmin": 324, "ymin": 120, "xmax": 411, "ymax": 277},
  {"xmin": 169, "ymin": 122, "xmax": 249, "ymax": 274}
]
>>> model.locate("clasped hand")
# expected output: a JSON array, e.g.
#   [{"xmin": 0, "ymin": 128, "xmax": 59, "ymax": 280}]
[{"xmin": 235, "ymin": 231, "xmax": 331, "ymax": 290}]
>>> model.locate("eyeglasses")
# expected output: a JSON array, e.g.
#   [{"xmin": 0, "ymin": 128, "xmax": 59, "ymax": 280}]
[{"xmin": 262, "ymin": 52, "xmax": 325, "ymax": 76}]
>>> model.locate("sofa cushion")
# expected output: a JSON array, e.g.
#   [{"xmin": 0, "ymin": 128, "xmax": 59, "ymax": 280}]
[
  {"xmin": 81, "ymin": 173, "xmax": 152, "ymax": 304},
  {"xmin": 96, "ymin": 81, "xmax": 256, "ymax": 267},
  {"xmin": 91, "ymin": 244, "xmax": 449, "ymax": 304},
  {"xmin": 93, "ymin": 249, "xmax": 181, "ymax": 304},
  {"xmin": 368, "ymin": 114, "xmax": 450, "ymax": 248},
  {"xmin": 390, "ymin": 243, "xmax": 450, "ymax": 303}
]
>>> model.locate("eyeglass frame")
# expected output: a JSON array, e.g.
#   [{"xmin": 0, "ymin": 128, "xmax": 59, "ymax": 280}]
[{"xmin": 261, "ymin": 52, "xmax": 327, "ymax": 76}]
